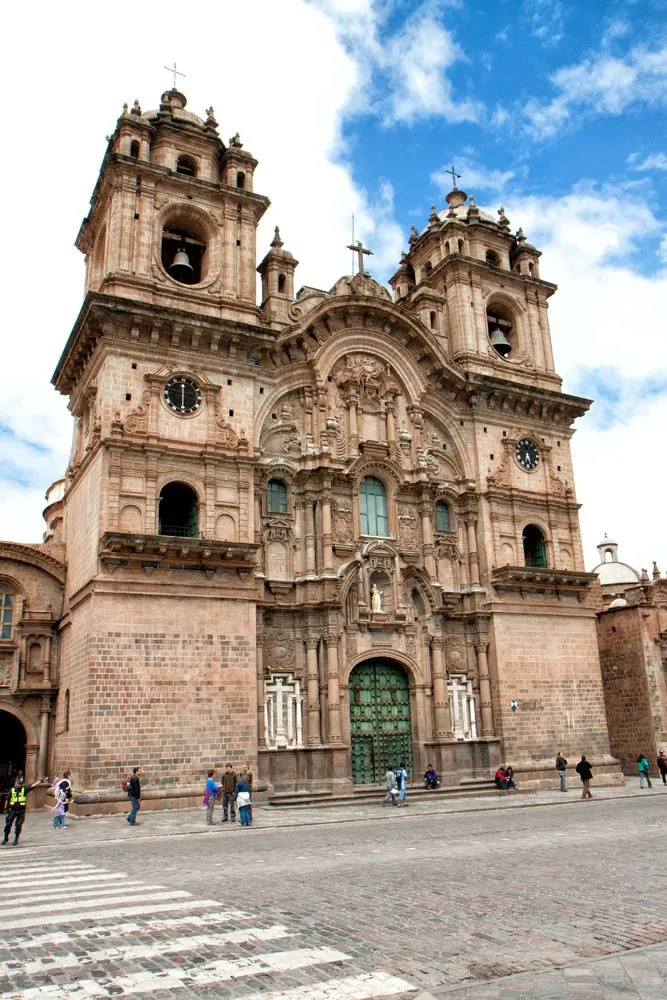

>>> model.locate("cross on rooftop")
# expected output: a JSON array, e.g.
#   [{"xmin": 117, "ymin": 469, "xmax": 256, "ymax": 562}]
[
  {"xmin": 446, "ymin": 164, "xmax": 462, "ymax": 189},
  {"xmin": 346, "ymin": 240, "xmax": 374, "ymax": 275},
  {"xmin": 164, "ymin": 62, "xmax": 186, "ymax": 89}
]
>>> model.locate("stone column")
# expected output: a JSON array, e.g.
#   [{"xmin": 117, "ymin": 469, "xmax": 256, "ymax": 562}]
[
  {"xmin": 464, "ymin": 514, "xmax": 480, "ymax": 586},
  {"xmin": 306, "ymin": 635, "xmax": 322, "ymax": 745},
  {"xmin": 475, "ymin": 636, "xmax": 494, "ymax": 737},
  {"xmin": 432, "ymin": 637, "xmax": 453, "ymax": 737},
  {"xmin": 325, "ymin": 633, "xmax": 342, "ymax": 743},
  {"xmin": 321, "ymin": 493, "xmax": 334, "ymax": 573},
  {"xmin": 37, "ymin": 700, "xmax": 51, "ymax": 777},
  {"xmin": 384, "ymin": 399, "xmax": 396, "ymax": 447},
  {"xmin": 304, "ymin": 495, "xmax": 317, "ymax": 576},
  {"xmin": 420, "ymin": 500, "xmax": 437, "ymax": 578},
  {"xmin": 346, "ymin": 393, "xmax": 359, "ymax": 455},
  {"xmin": 256, "ymin": 627, "xmax": 266, "ymax": 747}
]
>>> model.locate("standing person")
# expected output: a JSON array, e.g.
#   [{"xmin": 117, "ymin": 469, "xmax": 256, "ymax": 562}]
[
  {"xmin": 555, "ymin": 752, "xmax": 568, "ymax": 792},
  {"xmin": 52, "ymin": 785, "xmax": 68, "ymax": 830},
  {"xmin": 235, "ymin": 770, "xmax": 252, "ymax": 827},
  {"xmin": 221, "ymin": 763, "xmax": 237, "ymax": 823},
  {"xmin": 383, "ymin": 765, "xmax": 398, "ymax": 806},
  {"xmin": 54, "ymin": 770, "xmax": 73, "ymax": 816},
  {"xmin": 575, "ymin": 755, "xmax": 593, "ymax": 799},
  {"xmin": 126, "ymin": 766, "xmax": 141, "ymax": 825},
  {"xmin": 3, "ymin": 775, "xmax": 49, "ymax": 846},
  {"xmin": 204, "ymin": 769, "xmax": 220, "ymax": 826},
  {"xmin": 657, "ymin": 750, "xmax": 667, "ymax": 786},
  {"xmin": 395, "ymin": 763, "xmax": 409, "ymax": 806},
  {"xmin": 245, "ymin": 761, "xmax": 254, "ymax": 822},
  {"xmin": 637, "ymin": 754, "xmax": 653, "ymax": 789}
]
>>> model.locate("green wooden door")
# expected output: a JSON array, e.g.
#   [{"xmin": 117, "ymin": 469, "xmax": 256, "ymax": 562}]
[{"xmin": 349, "ymin": 660, "xmax": 413, "ymax": 784}]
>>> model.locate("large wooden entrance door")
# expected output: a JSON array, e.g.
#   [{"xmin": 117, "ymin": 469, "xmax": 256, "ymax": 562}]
[{"xmin": 349, "ymin": 659, "xmax": 413, "ymax": 785}]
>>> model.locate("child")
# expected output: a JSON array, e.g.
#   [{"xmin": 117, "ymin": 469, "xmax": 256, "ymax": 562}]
[{"xmin": 52, "ymin": 786, "xmax": 68, "ymax": 829}]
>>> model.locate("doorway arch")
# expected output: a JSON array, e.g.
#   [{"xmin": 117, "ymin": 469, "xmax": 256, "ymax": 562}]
[
  {"xmin": 348, "ymin": 659, "xmax": 413, "ymax": 784},
  {"xmin": 0, "ymin": 709, "xmax": 27, "ymax": 785}
]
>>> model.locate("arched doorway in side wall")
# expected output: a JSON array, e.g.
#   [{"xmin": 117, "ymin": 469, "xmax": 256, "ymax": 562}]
[
  {"xmin": 349, "ymin": 659, "xmax": 413, "ymax": 785},
  {"xmin": 0, "ymin": 710, "xmax": 27, "ymax": 805}
]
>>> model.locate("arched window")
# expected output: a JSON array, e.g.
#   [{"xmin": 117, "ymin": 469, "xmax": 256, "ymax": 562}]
[
  {"xmin": 359, "ymin": 476, "xmax": 388, "ymax": 537},
  {"xmin": 176, "ymin": 154, "xmax": 197, "ymax": 177},
  {"xmin": 0, "ymin": 584, "xmax": 14, "ymax": 639},
  {"xmin": 423, "ymin": 261, "xmax": 433, "ymax": 279},
  {"xmin": 485, "ymin": 248, "xmax": 500, "ymax": 266},
  {"xmin": 458, "ymin": 239, "xmax": 464, "ymax": 253},
  {"xmin": 161, "ymin": 219, "xmax": 207, "ymax": 285},
  {"xmin": 435, "ymin": 501, "xmax": 450, "ymax": 532},
  {"xmin": 237, "ymin": 171, "xmax": 245, "ymax": 189},
  {"xmin": 487, "ymin": 301, "xmax": 516, "ymax": 359},
  {"xmin": 130, "ymin": 140, "xmax": 140, "ymax": 159},
  {"xmin": 278, "ymin": 273, "xmax": 286, "ymax": 294},
  {"xmin": 267, "ymin": 479, "xmax": 288, "ymax": 514},
  {"xmin": 158, "ymin": 482, "xmax": 198, "ymax": 537},
  {"xmin": 523, "ymin": 524, "xmax": 547, "ymax": 568},
  {"xmin": 429, "ymin": 311, "xmax": 437, "ymax": 330},
  {"xmin": 445, "ymin": 241, "xmax": 450, "ymax": 254}
]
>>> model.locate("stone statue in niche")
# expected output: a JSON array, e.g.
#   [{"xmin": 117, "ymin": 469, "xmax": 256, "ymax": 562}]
[{"xmin": 371, "ymin": 584, "xmax": 384, "ymax": 613}]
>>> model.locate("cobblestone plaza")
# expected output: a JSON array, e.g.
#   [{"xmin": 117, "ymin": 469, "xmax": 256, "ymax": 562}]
[{"xmin": 1, "ymin": 789, "xmax": 665, "ymax": 998}]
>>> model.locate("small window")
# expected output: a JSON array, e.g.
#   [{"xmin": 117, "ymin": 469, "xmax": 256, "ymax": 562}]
[
  {"xmin": 523, "ymin": 525, "xmax": 547, "ymax": 568},
  {"xmin": 176, "ymin": 155, "xmax": 197, "ymax": 177},
  {"xmin": 130, "ymin": 140, "xmax": 140, "ymax": 159},
  {"xmin": 435, "ymin": 501, "xmax": 450, "ymax": 532},
  {"xmin": 359, "ymin": 476, "xmax": 388, "ymax": 537},
  {"xmin": 267, "ymin": 479, "xmax": 288, "ymax": 514},
  {"xmin": 528, "ymin": 261, "xmax": 535, "ymax": 276},
  {"xmin": 458, "ymin": 239, "xmax": 464, "ymax": 253},
  {"xmin": 278, "ymin": 274, "xmax": 286, "ymax": 294},
  {"xmin": 423, "ymin": 261, "xmax": 433, "ymax": 278},
  {"xmin": 429, "ymin": 311, "xmax": 437, "ymax": 330},
  {"xmin": 445, "ymin": 241, "xmax": 450, "ymax": 254},
  {"xmin": 158, "ymin": 482, "xmax": 198, "ymax": 537},
  {"xmin": 485, "ymin": 249, "xmax": 500, "ymax": 266},
  {"xmin": 237, "ymin": 171, "xmax": 245, "ymax": 189},
  {"xmin": 63, "ymin": 689, "xmax": 70, "ymax": 732},
  {"xmin": 162, "ymin": 223, "xmax": 206, "ymax": 285},
  {"xmin": 0, "ymin": 584, "xmax": 14, "ymax": 639}
]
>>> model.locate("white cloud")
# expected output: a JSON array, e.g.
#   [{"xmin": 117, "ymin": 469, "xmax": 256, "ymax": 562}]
[
  {"xmin": 628, "ymin": 151, "xmax": 667, "ymax": 171},
  {"xmin": 524, "ymin": 42, "xmax": 667, "ymax": 138},
  {"xmin": 432, "ymin": 157, "xmax": 516, "ymax": 197},
  {"xmin": 523, "ymin": 0, "xmax": 565, "ymax": 45}
]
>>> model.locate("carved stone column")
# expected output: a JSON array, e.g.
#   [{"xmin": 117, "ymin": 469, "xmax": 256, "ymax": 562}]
[
  {"xmin": 474, "ymin": 635, "xmax": 495, "ymax": 737},
  {"xmin": 321, "ymin": 492, "xmax": 334, "ymax": 573},
  {"xmin": 306, "ymin": 635, "xmax": 322, "ymax": 744},
  {"xmin": 464, "ymin": 513, "xmax": 481, "ymax": 586},
  {"xmin": 346, "ymin": 392, "xmax": 359, "ymax": 455},
  {"xmin": 432, "ymin": 637, "xmax": 453, "ymax": 737},
  {"xmin": 304, "ymin": 494, "xmax": 317, "ymax": 576},
  {"xmin": 256, "ymin": 624, "xmax": 266, "ymax": 747},
  {"xmin": 325, "ymin": 632, "xmax": 342, "ymax": 743},
  {"xmin": 384, "ymin": 399, "xmax": 397, "ymax": 446},
  {"xmin": 420, "ymin": 500, "xmax": 437, "ymax": 578}
]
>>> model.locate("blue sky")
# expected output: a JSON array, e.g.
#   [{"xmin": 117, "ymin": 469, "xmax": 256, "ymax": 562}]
[{"xmin": 2, "ymin": 0, "xmax": 666, "ymax": 572}]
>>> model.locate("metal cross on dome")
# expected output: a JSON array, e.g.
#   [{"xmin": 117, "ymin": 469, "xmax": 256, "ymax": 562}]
[
  {"xmin": 164, "ymin": 62, "xmax": 186, "ymax": 89},
  {"xmin": 346, "ymin": 239, "xmax": 374, "ymax": 275},
  {"xmin": 446, "ymin": 164, "xmax": 462, "ymax": 189}
]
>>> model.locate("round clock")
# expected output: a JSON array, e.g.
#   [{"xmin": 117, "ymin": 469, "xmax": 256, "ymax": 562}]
[
  {"xmin": 164, "ymin": 376, "xmax": 202, "ymax": 415},
  {"xmin": 515, "ymin": 437, "xmax": 540, "ymax": 470}
]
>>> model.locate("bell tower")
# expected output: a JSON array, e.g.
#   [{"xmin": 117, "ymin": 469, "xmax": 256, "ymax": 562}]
[{"xmin": 77, "ymin": 88, "xmax": 269, "ymax": 324}]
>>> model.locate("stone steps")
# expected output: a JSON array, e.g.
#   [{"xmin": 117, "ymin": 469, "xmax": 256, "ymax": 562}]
[{"xmin": 268, "ymin": 778, "xmax": 498, "ymax": 808}]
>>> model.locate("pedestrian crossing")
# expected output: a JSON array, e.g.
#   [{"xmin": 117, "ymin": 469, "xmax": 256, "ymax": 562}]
[{"xmin": 0, "ymin": 856, "xmax": 415, "ymax": 1000}]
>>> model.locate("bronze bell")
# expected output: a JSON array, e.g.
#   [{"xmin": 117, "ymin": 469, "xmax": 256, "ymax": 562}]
[
  {"xmin": 170, "ymin": 246, "xmax": 194, "ymax": 281},
  {"xmin": 489, "ymin": 325, "xmax": 512, "ymax": 357}
]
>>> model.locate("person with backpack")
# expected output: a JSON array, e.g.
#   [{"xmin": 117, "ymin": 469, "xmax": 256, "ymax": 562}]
[
  {"xmin": 657, "ymin": 750, "xmax": 667, "ymax": 786},
  {"xmin": 125, "ymin": 766, "xmax": 141, "ymax": 825},
  {"xmin": 575, "ymin": 755, "xmax": 593, "ymax": 799},
  {"xmin": 395, "ymin": 763, "xmax": 409, "ymax": 806},
  {"xmin": 637, "ymin": 754, "xmax": 653, "ymax": 789},
  {"xmin": 204, "ymin": 769, "xmax": 220, "ymax": 825}
]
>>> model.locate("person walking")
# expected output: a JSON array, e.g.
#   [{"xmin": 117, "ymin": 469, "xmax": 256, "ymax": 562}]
[
  {"xmin": 245, "ymin": 761, "xmax": 254, "ymax": 822},
  {"xmin": 555, "ymin": 752, "xmax": 568, "ymax": 791},
  {"xmin": 657, "ymin": 750, "xmax": 667, "ymax": 786},
  {"xmin": 575, "ymin": 755, "xmax": 593, "ymax": 799},
  {"xmin": 204, "ymin": 769, "xmax": 220, "ymax": 825},
  {"xmin": 235, "ymin": 770, "xmax": 252, "ymax": 827},
  {"xmin": 637, "ymin": 754, "xmax": 653, "ymax": 789},
  {"xmin": 221, "ymin": 764, "xmax": 237, "ymax": 823},
  {"xmin": 383, "ymin": 765, "xmax": 398, "ymax": 806},
  {"xmin": 3, "ymin": 775, "xmax": 49, "ymax": 846},
  {"xmin": 126, "ymin": 766, "xmax": 141, "ymax": 825},
  {"xmin": 53, "ymin": 770, "xmax": 73, "ymax": 817},
  {"xmin": 395, "ymin": 763, "xmax": 409, "ymax": 806}
]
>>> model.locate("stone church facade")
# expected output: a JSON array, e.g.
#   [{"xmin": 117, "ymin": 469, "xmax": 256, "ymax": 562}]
[{"xmin": 0, "ymin": 88, "xmax": 622, "ymax": 810}]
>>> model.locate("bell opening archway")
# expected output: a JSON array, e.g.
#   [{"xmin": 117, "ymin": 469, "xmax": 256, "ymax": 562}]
[
  {"xmin": 348, "ymin": 659, "xmax": 413, "ymax": 785},
  {"xmin": 0, "ymin": 710, "xmax": 27, "ymax": 795}
]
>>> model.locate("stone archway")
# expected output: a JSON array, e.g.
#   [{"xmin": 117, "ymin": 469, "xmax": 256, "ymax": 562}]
[
  {"xmin": 0, "ymin": 709, "xmax": 27, "ymax": 790},
  {"xmin": 348, "ymin": 659, "xmax": 413, "ymax": 785}
]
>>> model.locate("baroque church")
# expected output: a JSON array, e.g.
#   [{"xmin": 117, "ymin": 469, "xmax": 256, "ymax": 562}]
[{"xmin": 0, "ymin": 87, "xmax": 624, "ymax": 811}]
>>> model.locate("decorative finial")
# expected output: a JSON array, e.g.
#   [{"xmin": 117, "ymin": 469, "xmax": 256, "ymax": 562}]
[
  {"xmin": 446, "ymin": 164, "xmax": 462, "ymax": 190},
  {"xmin": 516, "ymin": 227, "xmax": 526, "ymax": 243},
  {"xmin": 346, "ymin": 239, "xmax": 373, "ymax": 275},
  {"xmin": 164, "ymin": 61, "xmax": 186, "ymax": 89},
  {"xmin": 467, "ymin": 196, "xmax": 480, "ymax": 221},
  {"xmin": 131, "ymin": 99, "xmax": 142, "ymax": 116},
  {"xmin": 205, "ymin": 106, "xmax": 218, "ymax": 130},
  {"xmin": 428, "ymin": 204, "xmax": 439, "ymax": 227},
  {"xmin": 409, "ymin": 225, "xmax": 419, "ymax": 247},
  {"xmin": 271, "ymin": 226, "xmax": 284, "ymax": 249},
  {"xmin": 122, "ymin": 102, "xmax": 129, "ymax": 115},
  {"xmin": 652, "ymin": 561, "xmax": 660, "ymax": 580},
  {"xmin": 229, "ymin": 132, "xmax": 243, "ymax": 148},
  {"xmin": 498, "ymin": 206, "xmax": 510, "ymax": 230}
]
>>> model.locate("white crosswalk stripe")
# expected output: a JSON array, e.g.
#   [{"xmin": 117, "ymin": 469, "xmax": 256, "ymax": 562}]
[{"xmin": 0, "ymin": 858, "xmax": 416, "ymax": 1000}]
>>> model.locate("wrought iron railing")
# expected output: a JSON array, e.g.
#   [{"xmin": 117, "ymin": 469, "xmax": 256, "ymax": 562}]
[{"xmin": 158, "ymin": 524, "xmax": 198, "ymax": 538}]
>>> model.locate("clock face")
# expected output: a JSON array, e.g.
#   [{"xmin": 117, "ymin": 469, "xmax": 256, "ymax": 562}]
[
  {"xmin": 515, "ymin": 437, "xmax": 540, "ymax": 471},
  {"xmin": 164, "ymin": 376, "xmax": 202, "ymax": 415}
]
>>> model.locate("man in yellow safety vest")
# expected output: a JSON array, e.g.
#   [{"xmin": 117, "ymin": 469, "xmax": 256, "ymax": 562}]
[{"xmin": 2, "ymin": 775, "xmax": 49, "ymax": 846}]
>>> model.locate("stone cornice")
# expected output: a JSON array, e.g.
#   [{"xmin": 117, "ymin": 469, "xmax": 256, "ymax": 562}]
[
  {"xmin": 98, "ymin": 531, "xmax": 259, "ymax": 575},
  {"xmin": 465, "ymin": 373, "xmax": 590, "ymax": 427},
  {"xmin": 491, "ymin": 565, "xmax": 595, "ymax": 597},
  {"xmin": 0, "ymin": 542, "xmax": 66, "ymax": 584}
]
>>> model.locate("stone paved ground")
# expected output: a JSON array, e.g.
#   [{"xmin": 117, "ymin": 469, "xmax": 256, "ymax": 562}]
[{"xmin": 0, "ymin": 784, "xmax": 666, "ymax": 999}]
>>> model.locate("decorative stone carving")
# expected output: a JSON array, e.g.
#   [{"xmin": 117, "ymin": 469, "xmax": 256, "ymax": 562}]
[
  {"xmin": 397, "ymin": 505, "xmax": 419, "ymax": 550},
  {"xmin": 214, "ymin": 402, "xmax": 239, "ymax": 449},
  {"xmin": 124, "ymin": 390, "xmax": 151, "ymax": 436},
  {"xmin": 333, "ymin": 502, "xmax": 354, "ymax": 543},
  {"xmin": 267, "ymin": 630, "xmax": 296, "ymax": 666}
]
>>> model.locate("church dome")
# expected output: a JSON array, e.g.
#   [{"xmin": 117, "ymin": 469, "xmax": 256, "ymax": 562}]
[
  {"xmin": 592, "ymin": 535, "xmax": 640, "ymax": 587},
  {"xmin": 143, "ymin": 89, "xmax": 206, "ymax": 129}
]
